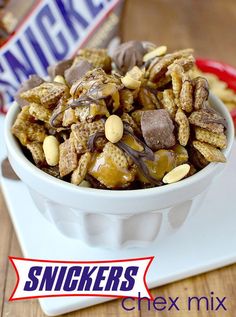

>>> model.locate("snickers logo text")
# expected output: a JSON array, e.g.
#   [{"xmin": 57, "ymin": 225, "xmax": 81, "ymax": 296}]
[{"xmin": 9, "ymin": 257, "xmax": 153, "ymax": 300}]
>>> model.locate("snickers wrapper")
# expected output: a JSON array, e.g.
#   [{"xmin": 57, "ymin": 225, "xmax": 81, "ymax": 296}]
[{"xmin": 0, "ymin": 0, "xmax": 124, "ymax": 114}]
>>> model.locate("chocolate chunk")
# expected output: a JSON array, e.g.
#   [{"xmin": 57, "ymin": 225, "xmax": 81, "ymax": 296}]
[
  {"xmin": 141, "ymin": 109, "xmax": 176, "ymax": 150},
  {"xmin": 111, "ymin": 41, "xmax": 145, "ymax": 74},
  {"xmin": 15, "ymin": 74, "xmax": 44, "ymax": 108},
  {"xmin": 64, "ymin": 60, "xmax": 92, "ymax": 86},
  {"xmin": 47, "ymin": 59, "xmax": 73, "ymax": 79}
]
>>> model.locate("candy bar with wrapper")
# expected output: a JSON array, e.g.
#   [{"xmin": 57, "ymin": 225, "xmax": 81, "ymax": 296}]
[{"xmin": 0, "ymin": 0, "xmax": 124, "ymax": 113}]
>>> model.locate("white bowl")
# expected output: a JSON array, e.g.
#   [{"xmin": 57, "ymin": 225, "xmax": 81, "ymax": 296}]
[{"xmin": 4, "ymin": 95, "xmax": 235, "ymax": 248}]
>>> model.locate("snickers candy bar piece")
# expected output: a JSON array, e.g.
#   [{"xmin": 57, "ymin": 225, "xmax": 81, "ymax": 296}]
[
  {"xmin": 47, "ymin": 59, "xmax": 73, "ymax": 79},
  {"xmin": 141, "ymin": 109, "xmax": 176, "ymax": 150},
  {"xmin": 64, "ymin": 60, "xmax": 92, "ymax": 86},
  {"xmin": 112, "ymin": 41, "xmax": 146, "ymax": 74}
]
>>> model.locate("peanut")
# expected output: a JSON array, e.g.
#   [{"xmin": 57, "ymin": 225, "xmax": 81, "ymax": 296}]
[
  {"xmin": 105, "ymin": 115, "xmax": 124, "ymax": 143},
  {"xmin": 143, "ymin": 45, "xmax": 167, "ymax": 62},
  {"xmin": 54, "ymin": 75, "xmax": 66, "ymax": 85},
  {"xmin": 121, "ymin": 75, "xmax": 141, "ymax": 90},
  {"xmin": 162, "ymin": 164, "xmax": 190, "ymax": 184},
  {"xmin": 121, "ymin": 66, "xmax": 143, "ymax": 90},
  {"xmin": 43, "ymin": 135, "xmax": 60, "ymax": 166}
]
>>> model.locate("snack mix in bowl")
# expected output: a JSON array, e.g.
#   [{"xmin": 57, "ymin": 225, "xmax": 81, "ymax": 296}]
[{"xmin": 11, "ymin": 42, "xmax": 228, "ymax": 190}]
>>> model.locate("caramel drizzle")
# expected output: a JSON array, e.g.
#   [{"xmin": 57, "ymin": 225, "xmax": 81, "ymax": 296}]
[
  {"xmin": 50, "ymin": 81, "xmax": 115, "ymax": 128},
  {"xmin": 50, "ymin": 74, "xmax": 121, "ymax": 128},
  {"xmin": 87, "ymin": 124, "xmax": 162, "ymax": 186},
  {"xmin": 116, "ymin": 141, "xmax": 161, "ymax": 185},
  {"xmin": 122, "ymin": 123, "xmax": 154, "ymax": 160}
]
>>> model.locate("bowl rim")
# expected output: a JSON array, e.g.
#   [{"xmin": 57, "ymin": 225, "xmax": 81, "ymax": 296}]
[{"xmin": 4, "ymin": 94, "xmax": 235, "ymax": 199}]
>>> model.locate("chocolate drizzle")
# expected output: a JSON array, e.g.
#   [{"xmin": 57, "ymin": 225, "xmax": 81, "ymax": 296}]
[
  {"xmin": 123, "ymin": 124, "xmax": 154, "ymax": 160},
  {"xmin": 116, "ymin": 141, "xmax": 161, "ymax": 185},
  {"xmin": 50, "ymin": 96, "xmax": 96, "ymax": 127},
  {"xmin": 87, "ymin": 131, "xmax": 105, "ymax": 152},
  {"xmin": 87, "ymin": 123, "xmax": 161, "ymax": 185},
  {"xmin": 50, "ymin": 81, "xmax": 115, "ymax": 128}
]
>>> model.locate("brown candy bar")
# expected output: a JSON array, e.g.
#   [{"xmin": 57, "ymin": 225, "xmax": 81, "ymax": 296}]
[
  {"xmin": 112, "ymin": 41, "xmax": 145, "ymax": 74},
  {"xmin": 141, "ymin": 109, "xmax": 176, "ymax": 151},
  {"xmin": 64, "ymin": 60, "xmax": 92, "ymax": 86},
  {"xmin": 47, "ymin": 59, "xmax": 73, "ymax": 79}
]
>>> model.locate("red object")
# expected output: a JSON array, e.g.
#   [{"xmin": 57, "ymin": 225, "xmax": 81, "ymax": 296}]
[
  {"xmin": 230, "ymin": 108, "xmax": 236, "ymax": 125},
  {"xmin": 196, "ymin": 58, "xmax": 236, "ymax": 125}
]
